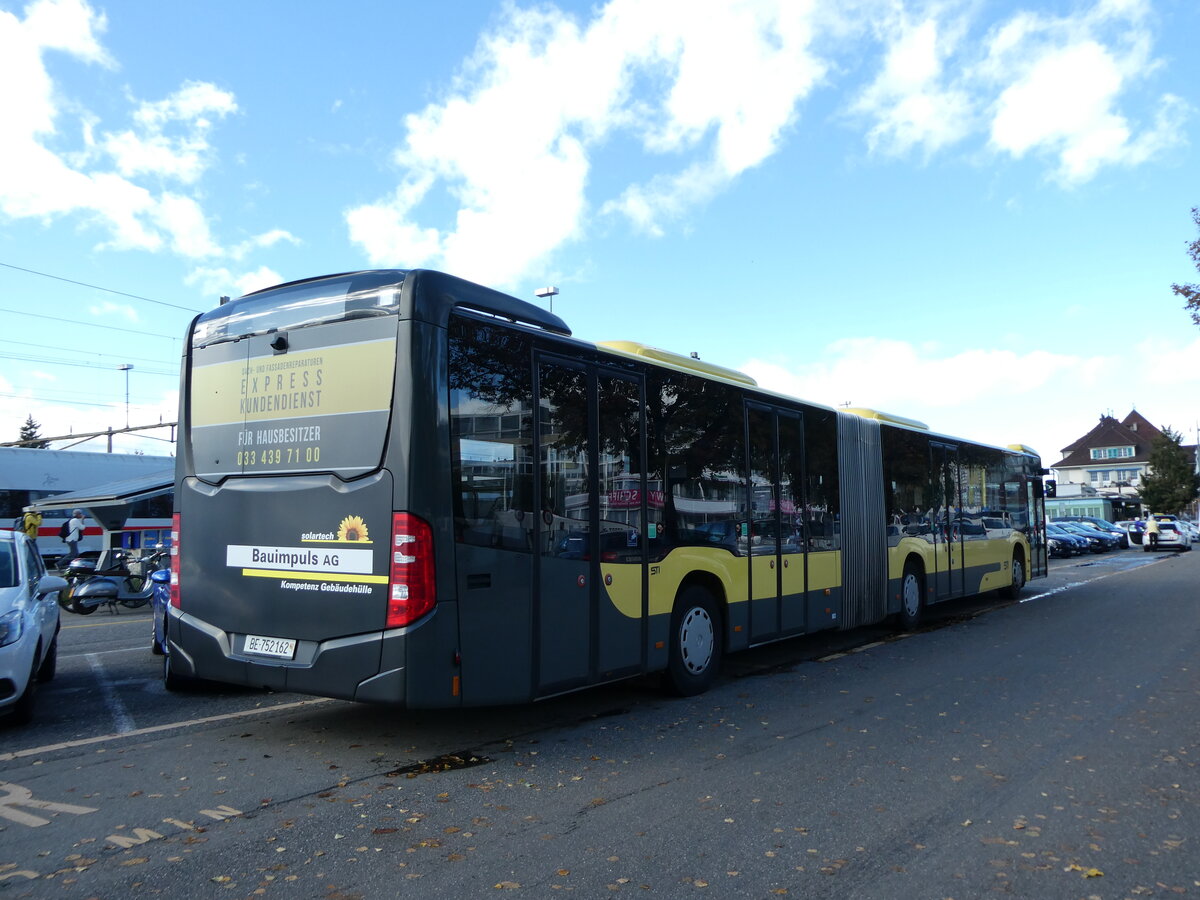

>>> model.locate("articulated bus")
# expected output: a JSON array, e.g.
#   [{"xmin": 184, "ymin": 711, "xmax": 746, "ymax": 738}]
[{"xmin": 168, "ymin": 269, "xmax": 1047, "ymax": 705}]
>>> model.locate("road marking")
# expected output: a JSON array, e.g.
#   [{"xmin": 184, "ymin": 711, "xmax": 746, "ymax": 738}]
[
  {"xmin": 61, "ymin": 646, "xmax": 145, "ymax": 660},
  {"xmin": 0, "ymin": 781, "xmax": 97, "ymax": 828},
  {"xmin": 1023, "ymin": 555, "xmax": 1162, "ymax": 604},
  {"xmin": 63, "ymin": 617, "xmax": 148, "ymax": 630},
  {"xmin": 85, "ymin": 653, "xmax": 136, "ymax": 734},
  {"xmin": 0, "ymin": 697, "xmax": 334, "ymax": 762}
]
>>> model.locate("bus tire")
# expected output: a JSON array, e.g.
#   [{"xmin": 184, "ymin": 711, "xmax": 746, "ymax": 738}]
[
  {"xmin": 1003, "ymin": 551, "xmax": 1026, "ymax": 600},
  {"xmin": 898, "ymin": 560, "xmax": 925, "ymax": 631},
  {"xmin": 665, "ymin": 586, "xmax": 722, "ymax": 697}
]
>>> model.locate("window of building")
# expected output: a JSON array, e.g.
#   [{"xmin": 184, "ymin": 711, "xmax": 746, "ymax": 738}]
[{"xmin": 1089, "ymin": 446, "xmax": 1133, "ymax": 460}]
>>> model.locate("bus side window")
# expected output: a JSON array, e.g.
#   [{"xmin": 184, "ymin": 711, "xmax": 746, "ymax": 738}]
[{"xmin": 449, "ymin": 318, "xmax": 535, "ymax": 553}]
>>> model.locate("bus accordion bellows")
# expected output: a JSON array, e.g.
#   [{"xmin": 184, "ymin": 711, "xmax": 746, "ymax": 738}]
[{"xmin": 167, "ymin": 269, "xmax": 1047, "ymax": 706}]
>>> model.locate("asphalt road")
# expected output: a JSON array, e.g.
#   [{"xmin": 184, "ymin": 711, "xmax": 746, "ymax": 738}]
[{"xmin": 1, "ymin": 546, "xmax": 1196, "ymax": 898}]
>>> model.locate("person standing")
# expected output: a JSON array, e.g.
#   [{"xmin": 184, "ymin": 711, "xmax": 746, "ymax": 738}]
[
  {"xmin": 1145, "ymin": 514, "xmax": 1160, "ymax": 549},
  {"xmin": 21, "ymin": 508, "xmax": 42, "ymax": 551},
  {"xmin": 59, "ymin": 509, "xmax": 85, "ymax": 568}
]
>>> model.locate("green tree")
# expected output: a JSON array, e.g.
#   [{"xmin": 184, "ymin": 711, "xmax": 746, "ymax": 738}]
[
  {"xmin": 18, "ymin": 414, "xmax": 49, "ymax": 449},
  {"xmin": 1172, "ymin": 206, "xmax": 1200, "ymax": 326},
  {"xmin": 1139, "ymin": 426, "xmax": 1200, "ymax": 515}
]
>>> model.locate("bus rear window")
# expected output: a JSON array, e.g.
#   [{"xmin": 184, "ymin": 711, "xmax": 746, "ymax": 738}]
[{"xmin": 192, "ymin": 272, "xmax": 405, "ymax": 349}]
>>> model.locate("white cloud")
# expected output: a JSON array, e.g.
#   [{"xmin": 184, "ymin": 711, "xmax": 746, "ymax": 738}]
[
  {"xmin": 848, "ymin": 0, "xmax": 1187, "ymax": 183},
  {"xmin": 979, "ymin": 0, "xmax": 1185, "ymax": 184},
  {"xmin": 346, "ymin": 0, "xmax": 826, "ymax": 286},
  {"xmin": 88, "ymin": 300, "xmax": 139, "ymax": 322},
  {"xmin": 852, "ymin": 14, "xmax": 974, "ymax": 156},
  {"xmin": 103, "ymin": 80, "xmax": 237, "ymax": 183},
  {"xmin": 230, "ymin": 229, "xmax": 301, "ymax": 261},
  {"xmin": 151, "ymin": 193, "xmax": 222, "ymax": 258},
  {"xmin": 0, "ymin": 0, "xmax": 273, "ymax": 269},
  {"xmin": 186, "ymin": 265, "xmax": 283, "ymax": 299}
]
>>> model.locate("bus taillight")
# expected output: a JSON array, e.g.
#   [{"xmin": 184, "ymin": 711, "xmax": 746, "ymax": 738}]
[
  {"xmin": 388, "ymin": 512, "xmax": 435, "ymax": 628},
  {"xmin": 169, "ymin": 513, "xmax": 181, "ymax": 609}
]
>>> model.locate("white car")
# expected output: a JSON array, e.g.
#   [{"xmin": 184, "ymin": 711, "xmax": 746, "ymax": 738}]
[
  {"xmin": 0, "ymin": 531, "xmax": 67, "ymax": 724},
  {"xmin": 1143, "ymin": 521, "xmax": 1191, "ymax": 552}
]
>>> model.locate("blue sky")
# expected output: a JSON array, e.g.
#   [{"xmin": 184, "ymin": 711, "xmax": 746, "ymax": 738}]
[{"xmin": 1, "ymin": 0, "xmax": 1198, "ymax": 467}]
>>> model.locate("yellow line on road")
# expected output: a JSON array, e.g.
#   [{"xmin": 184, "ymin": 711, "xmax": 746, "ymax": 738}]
[
  {"xmin": 0, "ymin": 698, "xmax": 335, "ymax": 762},
  {"xmin": 63, "ymin": 617, "xmax": 149, "ymax": 630}
]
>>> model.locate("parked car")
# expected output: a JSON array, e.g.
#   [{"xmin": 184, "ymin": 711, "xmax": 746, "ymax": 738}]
[
  {"xmin": 0, "ymin": 530, "xmax": 68, "ymax": 724},
  {"xmin": 1046, "ymin": 523, "xmax": 1088, "ymax": 556},
  {"xmin": 1046, "ymin": 533, "xmax": 1073, "ymax": 558},
  {"xmin": 1143, "ymin": 521, "xmax": 1191, "ymax": 552},
  {"xmin": 1115, "ymin": 520, "xmax": 1146, "ymax": 545},
  {"xmin": 1056, "ymin": 522, "xmax": 1114, "ymax": 552},
  {"xmin": 1073, "ymin": 522, "xmax": 1122, "ymax": 550},
  {"xmin": 1176, "ymin": 520, "xmax": 1199, "ymax": 543},
  {"xmin": 1054, "ymin": 516, "xmax": 1130, "ymax": 548}
]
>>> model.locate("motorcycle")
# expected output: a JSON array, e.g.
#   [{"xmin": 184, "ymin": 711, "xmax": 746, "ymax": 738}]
[{"xmin": 61, "ymin": 546, "xmax": 169, "ymax": 615}]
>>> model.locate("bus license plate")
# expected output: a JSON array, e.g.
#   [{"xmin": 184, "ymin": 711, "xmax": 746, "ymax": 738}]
[{"xmin": 244, "ymin": 634, "xmax": 297, "ymax": 659}]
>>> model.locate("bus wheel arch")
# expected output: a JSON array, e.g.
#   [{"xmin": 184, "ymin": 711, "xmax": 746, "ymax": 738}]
[
  {"xmin": 664, "ymin": 578, "xmax": 724, "ymax": 697},
  {"xmin": 898, "ymin": 556, "xmax": 925, "ymax": 631}
]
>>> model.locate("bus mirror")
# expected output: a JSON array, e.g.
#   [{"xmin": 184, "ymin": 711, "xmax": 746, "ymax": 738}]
[{"xmin": 1044, "ymin": 479, "xmax": 1057, "ymax": 498}]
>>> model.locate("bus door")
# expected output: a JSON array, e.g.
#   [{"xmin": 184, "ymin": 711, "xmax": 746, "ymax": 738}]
[
  {"xmin": 1027, "ymin": 476, "xmax": 1048, "ymax": 578},
  {"xmin": 931, "ymin": 442, "xmax": 964, "ymax": 600},
  {"xmin": 535, "ymin": 359, "xmax": 645, "ymax": 694},
  {"xmin": 746, "ymin": 404, "xmax": 806, "ymax": 642}
]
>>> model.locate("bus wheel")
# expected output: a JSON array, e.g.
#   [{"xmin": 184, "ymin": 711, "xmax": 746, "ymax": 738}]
[
  {"xmin": 665, "ymin": 586, "xmax": 722, "ymax": 697},
  {"xmin": 1003, "ymin": 553, "xmax": 1026, "ymax": 600},
  {"xmin": 898, "ymin": 561, "xmax": 924, "ymax": 631}
]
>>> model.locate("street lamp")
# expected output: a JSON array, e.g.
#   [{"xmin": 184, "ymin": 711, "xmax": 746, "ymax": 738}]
[
  {"xmin": 118, "ymin": 363, "xmax": 133, "ymax": 428},
  {"xmin": 534, "ymin": 286, "xmax": 559, "ymax": 314}
]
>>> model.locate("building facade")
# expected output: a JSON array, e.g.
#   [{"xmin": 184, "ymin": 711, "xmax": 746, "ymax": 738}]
[{"xmin": 1050, "ymin": 410, "xmax": 1198, "ymax": 516}]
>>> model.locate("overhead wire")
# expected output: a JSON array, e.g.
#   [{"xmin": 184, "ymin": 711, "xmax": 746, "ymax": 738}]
[
  {"xmin": 0, "ymin": 260, "xmax": 204, "ymax": 313},
  {"xmin": 0, "ymin": 392, "xmax": 141, "ymax": 410},
  {"xmin": 0, "ymin": 350, "xmax": 177, "ymax": 377},
  {"xmin": 0, "ymin": 260, "xmax": 199, "ymax": 418},
  {"xmin": 0, "ymin": 306, "xmax": 187, "ymax": 340}
]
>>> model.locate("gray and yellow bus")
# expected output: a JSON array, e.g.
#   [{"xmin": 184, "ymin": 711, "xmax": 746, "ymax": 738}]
[{"xmin": 167, "ymin": 269, "xmax": 1047, "ymax": 705}]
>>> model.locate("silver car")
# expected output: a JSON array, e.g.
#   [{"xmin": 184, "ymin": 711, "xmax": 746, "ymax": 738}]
[{"xmin": 0, "ymin": 531, "xmax": 68, "ymax": 724}]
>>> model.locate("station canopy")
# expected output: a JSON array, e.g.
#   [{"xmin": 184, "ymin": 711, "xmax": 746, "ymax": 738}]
[{"xmin": 30, "ymin": 469, "xmax": 173, "ymax": 532}]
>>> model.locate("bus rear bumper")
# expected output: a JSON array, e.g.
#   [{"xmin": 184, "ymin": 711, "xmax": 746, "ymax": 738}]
[{"xmin": 167, "ymin": 609, "xmax": 409, "ymax": 705}]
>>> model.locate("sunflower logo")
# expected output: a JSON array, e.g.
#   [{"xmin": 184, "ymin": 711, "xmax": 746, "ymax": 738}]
[{"xmin": 337, "ymin": 515, "xmax": 369, "ymax": 542}]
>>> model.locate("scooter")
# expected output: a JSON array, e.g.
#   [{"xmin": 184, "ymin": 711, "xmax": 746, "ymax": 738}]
[{"xmin": 62, "ymin": 546, "xmax": 169, "ymax": 615}]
